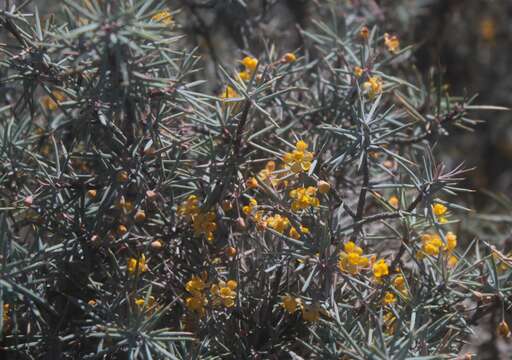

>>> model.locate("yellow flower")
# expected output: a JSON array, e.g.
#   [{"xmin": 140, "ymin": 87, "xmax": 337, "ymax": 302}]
[
  {"xmin": 301, "ymin": 303, "xmax": 320, "ymax": 322},
  {"xmin": 151, "ymin": 10, "xmax": 173, "ymax": 25},
  {"xmin": 354, "ymin": 66, "xmax": 364, "ymax": 78},
  {"xmin": 210, "ymin": 280, "xmax": 237, "ymax": 308},
  {"xmin": 41, "ymin": 90, "xmax": 66, "ymax": 111},
  {"xmin": 266, "ymin": 214, "xmax": 290, "ymax": 234},
  {"xmin": 185, "ymin": 275, "xmax": 206, "ymax": 294},
  {"xmin": 191, "ymin": 211, "xmax": 217, "ymax": 242},
  {"xmin": 185, "ymin": 292, "xmax": 207, "ymax": 316},
  {"xmin": 384, "ymin": 33, "xmax": 400, "ymax": 53},
  {"xmin": 135, "ymin": 296, "xmax": 156, "ymax": 310},
  {"xmin": 178, "ymin": 195, "xmax": 200, "ymax": 218},
  {"xmin": 447, "ymin": 255, "xmax": 458, "ymax": 268},
  {"xmin": 127, "ymin": 254, "xmax": 148, "ymax": 274},
  {"xmin": 178, "ymin": 195, "xmax": 217, "ymax": 241},
  {"xmin": 373, "ymin": 259, "xmax": 389, "ymax": 279},
  {"xmin": 241, "ymin": 56, "xmax": 258, "ymax": 72},
  {"xmin": 289, "ymin": 225, "xmax": 309, "ymax": 240},
  {"xmin": 289, "ymin": 186, "xmax": 320, "ymax": 211},
  {"xmin": 242, "ymin": 197, "xmax": 258, "ymax": 215},
  {"xmin": 383, "ymin": 311, "xmax": 396, "ymax": 335},
  {"xmin": 393, "ymin": 275, "xmax": 406, "ymax": 292},
  {"xmin": 282, "ymin": 294, "xmax": 300, "ymax": 314},
  {"xmin": 388, "ymin": 195, "xmax": 399, "ymax": 209},
  {"xmin": 238, "ymin": 70, "xmax": 251, "ymax": 81},
  {"xmin": 282, "ymin": 140, "xmax": 314, "ymax": 174},
  {"xmin": 363, "ymin": 76, "xmax": 382, "ymax": 99},
  {"xmin": 220, "ymin": 85, "xmax": 239, "ymax": 100},
  {"xmin": 383, "ymin": 292, "xmax": 396, "ymax": 305},
  {"xmin": 338, "ymin": 241, "xmax": 369, "ymax": 275},
  {"xmin": 444, "ymin": 231, "xmax": 457, "ymax": 252},
  {"xmin": 432, "ymin": 203, "xmax": 447, "ymax": 216},
  {"xmin": 432, "ymin": 203, "xmax": 448, "ymax": 223}
]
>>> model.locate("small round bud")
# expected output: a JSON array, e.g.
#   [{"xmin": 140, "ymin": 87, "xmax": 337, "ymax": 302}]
[
  {"xmin": 24, "ymin": 195, "xmax": 33, "ymax": 207},
  {"xmin": 498, "ymin": 320, "xmax": 510, "ymax": 337},
  {"xmin": 87, "ymin": 189, "xmax": 97, "ymax": 199},
  {"xmin": 359, "ymin": 26, "xmax": 369, "ymax": 40},
  {"xmin": 282, "ymin": 52, "xmax": 297, "ymax": 63},
  {"xmin": 226, "ymin": 246, "xmax": 237, "ymax": 257},
  {"xmin": 117, "ymin": 224, "xmax": 128, "ymax": 235},
  {"xmin": 246, "ymin": 177, "xmax": 258, "ymax": 189},
  {"xmin": 146, "ymin": 190, "xmax": 157, "ymax": 201},
  {"xmin": 317, "ymin": 180, "xmax": 331, "ymax": 194},
  {"xmin": 151, "ymin": 240, "xmax": 163, "ymax": 250},
  {"xmin": 134, "ymin": 210, "xmax": 146, "ymax": 222},
  {"xmin": 116, "ymin": 170, "xmax": 129, "ymax": 183}
]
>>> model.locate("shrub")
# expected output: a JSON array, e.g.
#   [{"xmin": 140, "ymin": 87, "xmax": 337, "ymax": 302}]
[{"xmin": 0, "ymin": 1, "xmax": 510, "ymax": 359}]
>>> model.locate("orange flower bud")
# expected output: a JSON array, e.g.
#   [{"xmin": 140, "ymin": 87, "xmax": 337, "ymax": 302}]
[
  {"xmin": 226, "ymin": 246, "xmax": 237, "ymax": 257},
  {"xmin": 116, "ymin": 170, "xmax": 129, "ymax": 183},
  {"xmin": 317, "ymin": 180, "xmax": 331, "ymax": 194},
  {"xmin": 498, "ymin": 320, "xmax": 510, "ymax": 337},
  {"xmin": 134, "ymin": 210, "xmax": 146, "ymax": 222},
  {"xmin": 282, "ymin": 52, "xmax": 297, "ymax": 63}
]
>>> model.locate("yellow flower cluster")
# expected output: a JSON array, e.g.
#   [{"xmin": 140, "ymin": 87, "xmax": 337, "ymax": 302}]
[
  {"xmin": 127, "ymin": 254, "xmax": 148, "ymax": 274},
  {"xmin": 257, "ymin": 160, "xmax": 287, "ymax": 189},
  {"xmin": 151, "ymin": 10, "xmax": 173, "ymax": 25},
  {"xmin": 282, "ymin": 140, "xmax": 314, "ymax": 174},
  {"xmin": 301, "ymin": 303, "xmax": 321, "ymax": 322},
  {"xmin": 363, "ymin": 76, "xmax": 383, "ymax": 99},
  {"xmin": 432, "ymin": 202, "xmax": 448, "ymax": 223},
  {"xmin": 372, "ymin": 259, "xmax": 389, "ymax": 280},
  {"xmin": 354, "ymin": 66, "xmax": 364, "ymax": 78},
  {"xmin": 263, "ymin": 213, "xmax": 308, "ymax": 240},
  {"xmin": 281, "ymin": 294, "xmax": 300, "ymax": 314},
  {"xmin": 210, "ymin": 280, "xmax": 237, "ymax": 308},
  {"xmin": 41, "ymin": 90, "xmax": 66, "ymax": 111},
  {"xmin": 393, "ymin": 274, "xmax": 407, "ymax": 295},
  {"xmin": 220, "ymin": 85, "xmax": 239, "ymax": 100},
  {"xmin": 185, "ymin": 275, "xmax": 208, "ymax": 317},
  {"xmin": 383, "ymin": 291, "xmax": 396, "ymax": 305},
  {"xmin": 238, "ymin": 56, "xmax": 258, "ymax": 81},
  {"xmin": 178, "ymin": 195, "xmax": 217, "ymax": 241},
  {"xmin": 289, "ymin": 186, "xmax": 320, "ymax": 211},
  {"xmin": 289, "ymin": 224, "xmax": 310, "ymax": 240},
  {"xmin": 242, "ymin": 197, "xmax": 258, "ymax": 215},
  {"xmin": 281, "ymin": 295, "xmax": 322, "ymax": 322},
  {"xmin": 384, "ymin": 33, "xmax": 400, "ymax": 53},
  {"xmin": 338, "ymin": 241, "xmax": 370, "ymax": 275},
  {"xmin": 418, "ymin": 231, "xmax": 458, "ymax": 267},
  {"xmin": 192, "ymin": 212, "xmax": 217, "ymax": 242},
  {"xmin": 266, "ymin": 214, "xmax": 290, "ymax": 233}
]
